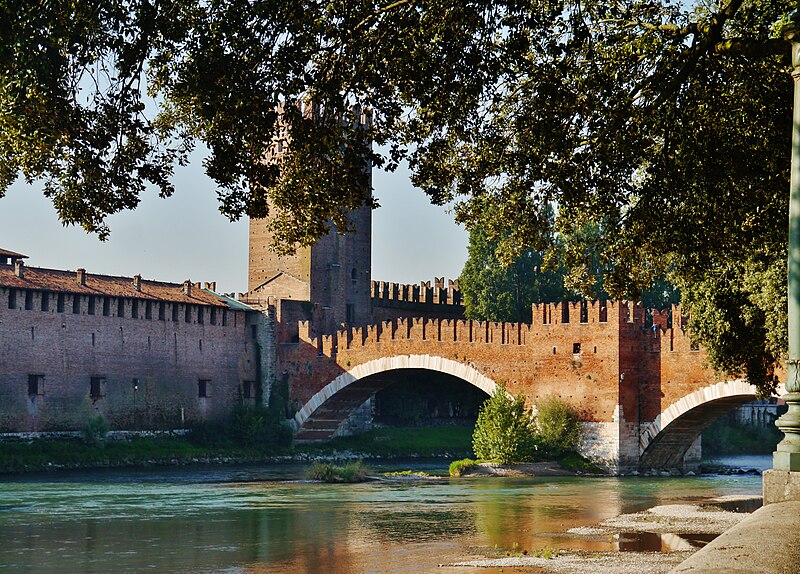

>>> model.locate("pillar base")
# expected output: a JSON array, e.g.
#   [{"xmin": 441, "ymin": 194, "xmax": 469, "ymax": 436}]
[
  {"xmin": 763, "ymin": 469, "xmax": 800, "ymax": 504},
  {"xmin": 774, "ymin": 450, "xmax": 800, "ymax": 471}
]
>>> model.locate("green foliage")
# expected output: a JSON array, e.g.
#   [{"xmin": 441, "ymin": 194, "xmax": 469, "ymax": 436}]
[
  {"xmin": 4, "ymin": 1, "xmax": 794, "ymax": 390},
  {"xmin": 306, "ymin": 460, "xmax": 369, "ymax": 483},
  {"xmin": 535, "ymin": 397, "xmax": 582, "ymax": 454},
  {"xmin": 297, "ymin": 426, "xmax": 474, "ymax": 459},
  {"xmin": 702, "ymin": 415, "xmax": 783, "ymax": 455},
  {"xmin": 189, "ymin": 402, "xmax": 291, "ymax": 451},
  {"xmin": 556, "ymin": 452, "xmax": 603, "ymax": 474},
  {"xmin": 459, "ymin": 225, "xmax": 568, "ymax": 322},
  {"xmin": 82, "ymin": 416, "xmax": 109, "ymax": 447},
  {"xmin": 449, "ymin": 458, "xmax": 478, "ymax": 477},
  {"xmin": 472, "ymin": 383, "xmax": 538, "ymax": 464}
]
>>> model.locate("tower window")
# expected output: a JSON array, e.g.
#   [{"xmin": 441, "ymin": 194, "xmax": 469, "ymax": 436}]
[
  {"xmin": 41, "ymin": 292, "xmax": 49, "ymax": 312},
  {"xmin": 87, "ymin": 296, "xmax": 95, "ymax": 315}
]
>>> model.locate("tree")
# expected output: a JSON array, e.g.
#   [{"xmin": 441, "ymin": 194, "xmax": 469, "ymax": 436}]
[
  {"xmin": 2, "ymin": 1, "xmax": 794, "ymax": 390},
  {"xmin": 472, "ymin": 382, "xmax": 538, "ymax": 463},
  {"xmin": 459, "ymin": 226, "xmax": 567, "ymax": 322}
]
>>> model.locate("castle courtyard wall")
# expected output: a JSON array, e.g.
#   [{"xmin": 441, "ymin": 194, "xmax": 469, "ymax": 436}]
[{"xmin": 0, "ymin": 285, "xmax": 257, "ymax": 432}]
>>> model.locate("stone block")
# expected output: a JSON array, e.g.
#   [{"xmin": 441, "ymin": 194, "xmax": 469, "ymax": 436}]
[{"xmin": 763, "ymin": 469, "xmax": 800, "ymax": 504}]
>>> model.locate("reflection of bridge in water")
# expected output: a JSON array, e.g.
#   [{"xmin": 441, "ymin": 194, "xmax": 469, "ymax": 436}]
[{"xmin": 270, "ymin": 297, "xmax": 781, "ymax": 474}]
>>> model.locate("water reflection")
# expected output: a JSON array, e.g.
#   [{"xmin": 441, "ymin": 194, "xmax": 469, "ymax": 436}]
[{"xmin": 0, "ymin": 463, "xmax": 763, "ymax": 574}]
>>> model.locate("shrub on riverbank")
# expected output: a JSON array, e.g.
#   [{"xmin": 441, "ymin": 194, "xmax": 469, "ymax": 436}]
[
  {"xmin": 536, "ymin": 397, "xmax": 582, "ymax": 454},
  {"xmin": 472, "ymin": 383, "xmax": 539, "ymax": 464},
  {"xmin": 306, "ymin": 460, "xmax": 369, "ymax": 482}
]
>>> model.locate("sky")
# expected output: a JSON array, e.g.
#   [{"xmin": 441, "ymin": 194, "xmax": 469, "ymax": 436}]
[{"xmin": 0, "ymin": 153, "xmax": 469, "ymax": 295}]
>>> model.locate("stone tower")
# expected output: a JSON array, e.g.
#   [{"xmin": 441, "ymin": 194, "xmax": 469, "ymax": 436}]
[{"xmin": 247, "ymin": 105, "xmax": 372, "ymax": 334}]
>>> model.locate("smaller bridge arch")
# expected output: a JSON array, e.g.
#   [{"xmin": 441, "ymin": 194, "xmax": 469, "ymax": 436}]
[
  {"xmin": 639, "ymin": 380, "xmax": 785, "ymax": 469},
  {"xmin": 293, "ymin": 354, "xmax": 499, "ymax": 441}
]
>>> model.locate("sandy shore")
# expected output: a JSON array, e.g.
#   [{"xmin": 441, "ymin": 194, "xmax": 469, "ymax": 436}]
[{"xmin": 443, "ymin": 495, "xmax": 759, "ymax": 573}]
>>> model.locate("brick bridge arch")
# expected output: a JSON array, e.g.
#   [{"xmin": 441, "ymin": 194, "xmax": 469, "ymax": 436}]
[
  {"xmin": 639, "ymin": 380, "xmax": 785, "ymax": 469},
  {"xmin": 292, "ymin": 354, "xmax": 499, "ymax": 441}
]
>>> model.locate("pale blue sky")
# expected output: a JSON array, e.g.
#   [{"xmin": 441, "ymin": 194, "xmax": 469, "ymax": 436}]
[{"xmin": 0, "ymin": 154, "xmax": 468, "ymax": 295}]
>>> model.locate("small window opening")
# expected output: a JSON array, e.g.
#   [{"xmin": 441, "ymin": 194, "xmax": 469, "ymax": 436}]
[
  {"xmin": 131, "ymin": 300, "xmax": 138, "ymax": 319},
  {"xmin": 346, "ymin": 303, "xmax": 355, "ymax": 324},
  {"xmin": 197, "ymin": 307, "xmax": 204, "ymax": 324},
  {"xmin": 198, "ymin": 379, "xmax": 210, "ymax": 398},
  {"xmin": 599, "ymin": 300, "xmax": 608, "ymax": 323},
  {"xmin": 145, "ymin": 301, "xmax": 152, "ymax": 320},
  {"xmin": 117, "ymin": 298, "xmax": 125, "ymax": 317},
  {"xmin": 158, "ymin": 302, "xmax": 166, "ymax": 321},
  {"xmin": 210, "ymin": 307, "xmax": 217, "ymax": 325},
  {"xmin": 25, "ymin": 290, "xmax": 33, "ymax": 310},
  {"xmin": 573, "ymin": 342, "xmax": 581, "ymax": 354},
  {"xmin": 28, "ymin": 374, "xmax": 44, "ymax": 396},
  {"xmin": 172, "ymin": 303, "xmax": 179, "ymax": 322},
  {"xmin": 8, "ymin": 289, "xmax": 16, "ymax": 309},
  {"xmin": 56, "ymin": 293, "xmax": 64, "ymax": 313},
  {"xmin": 351, "ymin": 268, "xmax": 357, "ymax": 282},
  {"xmin": 41, "ymin": 292, "xmax": 49, "ymax": 312},
  {"xmin": 222, "ymin": 309, "xmax": 228, "ymax": 326},
  {"xmin": 90, "ymin": 376, "xmax": 106, "ymax": 399},
  {"xmin": 561, "ymin": 302, "xmax": 569, "ymax": 323},
  {"xmin": 242, "ymin": 381, "xmax": 253, "ymax": 400},
  {"xmin": 185, "ymin": 305, "xmax": 192, "ymax": 323},
  {"xmin": 87, "ymin": 296, "xmax": 95, "ymax": 315},
  {"xmin": 552, "ymin": 346, "xmax": 557, "ymax": 355},
  {"xmin": 103, "ymin": 297, "xmax": 110, "ymax": 316},
  {"xmin": 72, "ymin": 295, "xmax": 80, "ymax": 314},
  {"xmin": 580, "ymin": 301, "xmax": 588, "ymax": 323}
]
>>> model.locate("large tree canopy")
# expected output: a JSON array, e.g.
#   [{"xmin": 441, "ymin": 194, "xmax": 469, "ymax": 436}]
[{"xmin": 1, "ymin": 0, "xmax": 795, "ymax": 391}]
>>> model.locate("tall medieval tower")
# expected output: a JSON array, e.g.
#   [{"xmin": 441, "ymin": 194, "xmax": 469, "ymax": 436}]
[{"xmin": 247, "ymin": 106, "xmax": 372, "ymax": 335}]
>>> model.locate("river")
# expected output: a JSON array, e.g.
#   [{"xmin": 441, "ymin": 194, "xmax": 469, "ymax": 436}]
[{"xmin": 0, "ymin": 455, "xmax": 767, "ymax": 573}]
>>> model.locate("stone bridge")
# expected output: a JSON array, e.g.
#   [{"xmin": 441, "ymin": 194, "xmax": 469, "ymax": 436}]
[{"xmin": 275, "ymin": 300, "xmax": 778, "ymax": 473}]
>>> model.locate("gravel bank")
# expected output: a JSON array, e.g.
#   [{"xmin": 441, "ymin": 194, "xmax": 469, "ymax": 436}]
[{"xmin": 443, "ymin": 496, "xmax": 761, "ymax": 574}]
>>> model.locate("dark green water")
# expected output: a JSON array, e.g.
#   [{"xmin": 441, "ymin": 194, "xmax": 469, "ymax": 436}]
[{"xmin": 0, "ymin": 458, "xmax": 765, "ymax": 574}]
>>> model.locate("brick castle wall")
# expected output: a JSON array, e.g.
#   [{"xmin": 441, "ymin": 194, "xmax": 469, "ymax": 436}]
[{"xmin": 0, "ymin": 286, "xmax": 257, "ymax": 432}]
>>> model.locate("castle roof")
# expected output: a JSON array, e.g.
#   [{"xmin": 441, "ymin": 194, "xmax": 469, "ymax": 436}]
[
  {"xmin": 0, "ymin": 248, "xmax": 28, "ymax": 259},
  {"xmin": 0, "ymin": 264, "xmax": 230, "ymax": 307}
]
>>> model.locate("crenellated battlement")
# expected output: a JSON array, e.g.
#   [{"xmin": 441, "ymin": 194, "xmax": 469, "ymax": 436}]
[
  {"xmin": 285, "ymin": 301, "xmax": 698, "ymax": 354},
  {"xmin": 370, "ymin": 278, "xmax": 462, "ymax": 307}
]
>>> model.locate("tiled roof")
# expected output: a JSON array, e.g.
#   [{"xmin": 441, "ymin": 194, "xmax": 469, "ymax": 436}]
[
  {"xmin": 0, "ymin": 264, "xmax": 230, "ymax": 307},
  {"xmin": 0, "ymin": 248, "xmax": 27, "ymax": 258}
]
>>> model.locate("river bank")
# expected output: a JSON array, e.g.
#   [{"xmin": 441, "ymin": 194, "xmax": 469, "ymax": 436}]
[{"xmin": 446, "ymin": 494, "xmax": 760, "ymax": 573}]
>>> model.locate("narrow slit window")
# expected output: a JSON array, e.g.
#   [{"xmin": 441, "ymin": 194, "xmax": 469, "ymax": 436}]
[
  {"xmin": 131, "ymin": 300, "xmax": 138, "ymax": 319},
  {"xmin": 56, "ymin": 293, "xmax": 64, "ymax": 313},
  {"xmin": 25, "ymin": 290, "xmax": 33, "ymax": 310},
  {"xmin": 72, "ymin": 295, "xmax": 80, "ymax": 314},
  {"xmin": 28, "ymin": 374, "xmax": 44, "ymax": 396},
  {"xmin": 198, "ymin": 379, "xmax": 210, "ymax": 398},
  {"xmin": 87, "ymin": 296, "xmax": 95, "ymax": 315},
  {"xmin": 8, "ymin": 289, "xmax": 16, "ymax": 309},
  {"xmin": 40, "ymin": 292, "xmax": 49, "ymax": 312}
]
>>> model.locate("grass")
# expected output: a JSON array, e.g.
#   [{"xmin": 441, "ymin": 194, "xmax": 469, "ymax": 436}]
[
  {"xmin": 297, "ymin": 426, "xmax": 475, "ymax": 458},
  {"xmin": 556, "ymin": 451, "xmax": 604, "ymax": 474},
  {"xmin": 0, "ymin": 436, "xmax": 270, "ymax": 473},
  {"xmin": 306, "ymin": 460, "xmax": 370, "ymax": 482},
  {"xmin": 449, "ymin": 458, "xmax": 478, "ymax": 477}
]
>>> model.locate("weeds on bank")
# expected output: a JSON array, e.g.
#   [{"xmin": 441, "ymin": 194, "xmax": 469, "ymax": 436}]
[{"xmin": 306, "ymin": 460, "xmax": 370, "ymax": 483}]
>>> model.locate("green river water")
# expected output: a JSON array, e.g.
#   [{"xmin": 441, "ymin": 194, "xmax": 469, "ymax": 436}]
[{"xmin": 0, "ymin": 456, "xmax": 766, "ymax": 574}]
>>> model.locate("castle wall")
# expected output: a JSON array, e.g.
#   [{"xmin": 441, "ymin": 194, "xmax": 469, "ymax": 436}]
[{"xmin": 0, "ymin": 286, "xmax": 257, "ymax": 432}]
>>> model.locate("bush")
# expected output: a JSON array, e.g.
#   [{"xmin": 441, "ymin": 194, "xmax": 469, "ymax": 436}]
[
  {"xmin": 472, "ymin": 382, "xmax": 538, "ymax": 463},
  {"xmin": 82, "ymin": 416, "xmax": 109, "ymax": 447},
  {"xmin": 535, "ymin": 396, "xmax": 582, "ymax": 454},
  {"xmin": 306, "ymin": 460, "xmax": 369, "ymax": 483},
  {"xmin": 449, "ymin": 458, "xmax": 478, "ymax": 477}
]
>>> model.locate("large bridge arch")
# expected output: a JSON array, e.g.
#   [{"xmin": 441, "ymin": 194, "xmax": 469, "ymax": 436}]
[
  {"xmin": 639, "ymin": 380, "xmax": 785, "ymax": 469},
  {"xmin": 292, "ymin": 354, "xmax": 499, "ymax": 441}
]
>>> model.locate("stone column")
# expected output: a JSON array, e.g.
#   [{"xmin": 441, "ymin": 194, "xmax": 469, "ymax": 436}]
[{"xmin": 764, "ymin": 10, "xmax": 800, "ymax": 504}]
